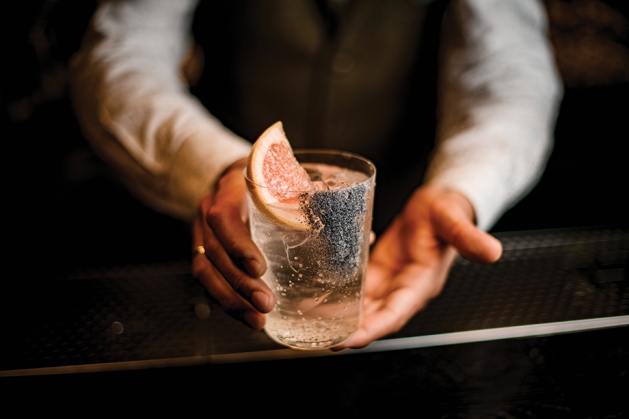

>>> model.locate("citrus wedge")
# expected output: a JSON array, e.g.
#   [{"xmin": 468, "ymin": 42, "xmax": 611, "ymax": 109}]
[{"xmin": 246, "ymin": 121, "xmax": 316, "ymax": 229}]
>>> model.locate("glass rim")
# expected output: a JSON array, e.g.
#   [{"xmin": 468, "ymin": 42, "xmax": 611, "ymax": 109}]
[{"xmin": 244, "ymin": 148, "xmax": 376, "ymax": 193}]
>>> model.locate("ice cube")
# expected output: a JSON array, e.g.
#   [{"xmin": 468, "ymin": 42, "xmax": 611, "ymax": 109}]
[
  {"xmin": 311, "ymin": 180, "xmax": 330, "ymax": 191},
  {"xmin": 305, "ymin": 167, "xmax": 323, "ymax": 182}
]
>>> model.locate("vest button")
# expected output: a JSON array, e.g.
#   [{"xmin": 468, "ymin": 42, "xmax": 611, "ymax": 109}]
[{"xmin": 331, "ymin": 52, "xmax": 355, "ymax": 74}]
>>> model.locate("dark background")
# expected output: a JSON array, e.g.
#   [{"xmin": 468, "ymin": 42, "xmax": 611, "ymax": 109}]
[
  {"xmin": 2, "ymin": 0, "xmax": 627, "ymax": 275},
  {"xmin": 493, "ymin": 0, "xmax": 629, "ymax": 233},
  {"xmin": 2, "ymin": 1, "xmax": 628, "ymax": 416}
]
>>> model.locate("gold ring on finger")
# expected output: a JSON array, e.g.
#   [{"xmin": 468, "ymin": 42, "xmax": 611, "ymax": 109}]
[{"xmin": 193, "ymin": 245, "xmax": 206, "ymax": 257}]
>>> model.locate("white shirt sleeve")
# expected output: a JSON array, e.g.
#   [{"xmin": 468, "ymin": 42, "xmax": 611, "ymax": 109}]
[
  {"xmin": 424, "ymin": 0, "xmax": 563, "ymax": 231},
  {"xmin": 69, "ymin": 0, "xmax": 251, "ymax": 222}
]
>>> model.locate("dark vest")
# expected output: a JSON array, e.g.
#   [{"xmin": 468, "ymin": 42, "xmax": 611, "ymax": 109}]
[{"xmin": 191, "ymin": 0, "xmax": 449, "ymax": 232}]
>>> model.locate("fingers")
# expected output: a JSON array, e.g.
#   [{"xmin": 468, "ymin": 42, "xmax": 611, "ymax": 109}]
[
  {"xmin": 431, "ymin": 188, "xmax": 503, "ymax": 264},
  {"xmin": 201, "ymin": 179, "xmax": 274, "ymax": 311},
  {"xmin": 340, "ymin": 273, "xmax": 423, "ymax": 348},
  {"xmin": 207, "ymin": 165, "xmax": 268, "ymax": 278},
  {"xmin": 333, "ymin": 185, "xmax": 504, "ymax": 350},
  {"xmin": 193, "ymin": 187, "xmax": 276, "ymax": 329},
  {"xmin": 206, "ymin": 198, "xmax": 267, "ymax": 278},
  {"xmin": 445, "ymin": 221, "xmax": 502, "ymax": 264},
  {"xmin": 199, "ymin": 220, "xmax": 274, "ymax": 313},
  {"xmin": 192, "ymin": 247, "xmax": 266, "ymax": 330},
  {"xmin": 336, "ymin": 248, "xmax": 456, "ymax": 349}
]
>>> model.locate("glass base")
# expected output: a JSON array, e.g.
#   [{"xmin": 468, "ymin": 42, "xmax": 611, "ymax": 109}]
[{"xmin": 264, "ymin": 328, "xmax": 355, "ymax": 350}]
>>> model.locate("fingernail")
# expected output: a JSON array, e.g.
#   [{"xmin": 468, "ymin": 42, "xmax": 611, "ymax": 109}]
[
  {"xmin": 245, "ymin": 258, "xmax": 262, "ymax": 277},
  {"xmin": 252, "ymin": 290, "xmax": 271, "ymax": 312}
]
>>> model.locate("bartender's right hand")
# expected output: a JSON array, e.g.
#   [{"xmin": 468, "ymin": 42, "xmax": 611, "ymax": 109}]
[{"xmin": 191, "ymin": 157, "xmax": 275, "ymax": 329}]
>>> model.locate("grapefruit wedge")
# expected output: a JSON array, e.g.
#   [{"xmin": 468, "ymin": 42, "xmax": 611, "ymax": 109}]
[{"xmin": 246, "ymin": 121, "xmax": 316, "ymax": 229}]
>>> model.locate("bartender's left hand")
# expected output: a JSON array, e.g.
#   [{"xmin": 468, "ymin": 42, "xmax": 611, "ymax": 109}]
[{"xmin": 335, "ymin": 185, "xmax": 502, "ymax": 349}]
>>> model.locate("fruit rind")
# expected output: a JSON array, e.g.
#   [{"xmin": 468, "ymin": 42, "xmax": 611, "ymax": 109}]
[{"xmin": 246, "ymin": 121, "xmax": 312, "ymax": 230}]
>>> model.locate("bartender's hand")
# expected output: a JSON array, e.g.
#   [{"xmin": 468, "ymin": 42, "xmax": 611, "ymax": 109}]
[
  {"xmin": 191, "ymin": 158, "xmax": 275, "ymax": 330},
  {"xmin": 336, "ymin": 185, "xmax": 503, "ymax": 349}
]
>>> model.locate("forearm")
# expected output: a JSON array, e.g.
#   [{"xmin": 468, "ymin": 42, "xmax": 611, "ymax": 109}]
[
  {"xmin": 69, "ymin": 0, "xmax": 251, "ymax": 221},
  {"xmin": 425, "ymin": 0, "xmax": 563, "ymax": 230}
]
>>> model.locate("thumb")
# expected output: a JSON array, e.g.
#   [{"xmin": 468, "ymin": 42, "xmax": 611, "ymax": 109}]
[{"xmin": 432, "ymin": 190, "xmax": 502, "ymax": 264}]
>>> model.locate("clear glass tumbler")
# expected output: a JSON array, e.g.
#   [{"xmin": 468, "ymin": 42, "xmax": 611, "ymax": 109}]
[{"xmin": 246, "ymin": 150, "xmax": 376, "ymax": 349}]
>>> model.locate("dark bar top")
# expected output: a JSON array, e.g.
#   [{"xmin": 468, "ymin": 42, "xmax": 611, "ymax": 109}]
[
  {"xmin": 2, "ymin": 226, "xmax": 628, "ymax": 417},
  {"xmin": 3, "ymin": 227, "xmax": 627, "ymax": 368}
]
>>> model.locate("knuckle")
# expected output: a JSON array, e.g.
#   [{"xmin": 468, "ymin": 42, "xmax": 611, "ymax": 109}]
[
  {"xmin": 204, "ymin": 238, "xmax": 222, "ymax": 256},
  {"xmin": 206, "ymin": 202, "xmax": 237, "ymax": 225},
  {"xmin": 227, "ymin": 271, "xmax": 250, "ymax": 293},
  {"xmin": 205, "ymin": 204, "xmax": 223, "ymax": 226},
  {"xmin": 224, "ymin": 237, "xmax": 246, "ymax": 256},
  {"xmin": 447, "ymin": 220, "xmax": 467, "ymax": 247}
]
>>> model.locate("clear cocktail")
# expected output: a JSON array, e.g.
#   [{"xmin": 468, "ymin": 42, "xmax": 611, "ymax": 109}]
[{"xmin": 246, "ymin": 150, "xmax": 376, "ymax": 349}]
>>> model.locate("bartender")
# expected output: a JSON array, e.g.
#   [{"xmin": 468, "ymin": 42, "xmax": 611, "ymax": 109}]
[{"xmin": 69, "ymin": 0, "xmax": 562, "ymax": 348}]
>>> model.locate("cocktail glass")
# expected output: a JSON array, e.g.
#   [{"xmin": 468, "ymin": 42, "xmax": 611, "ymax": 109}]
[{"xmin": 245, "ymin": 150, "xmax": 376, "ymax": 350}]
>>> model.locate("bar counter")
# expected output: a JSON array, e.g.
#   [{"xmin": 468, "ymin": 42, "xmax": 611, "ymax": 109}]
[{"xmin": 3, "ymin": 227, "xmax": 627, "ymax": 417}]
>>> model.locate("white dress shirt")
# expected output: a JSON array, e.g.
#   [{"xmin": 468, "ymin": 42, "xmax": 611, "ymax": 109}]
[{"xmin": 70, "ymin": 0, "xmax": 562, "ymax": 230}]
